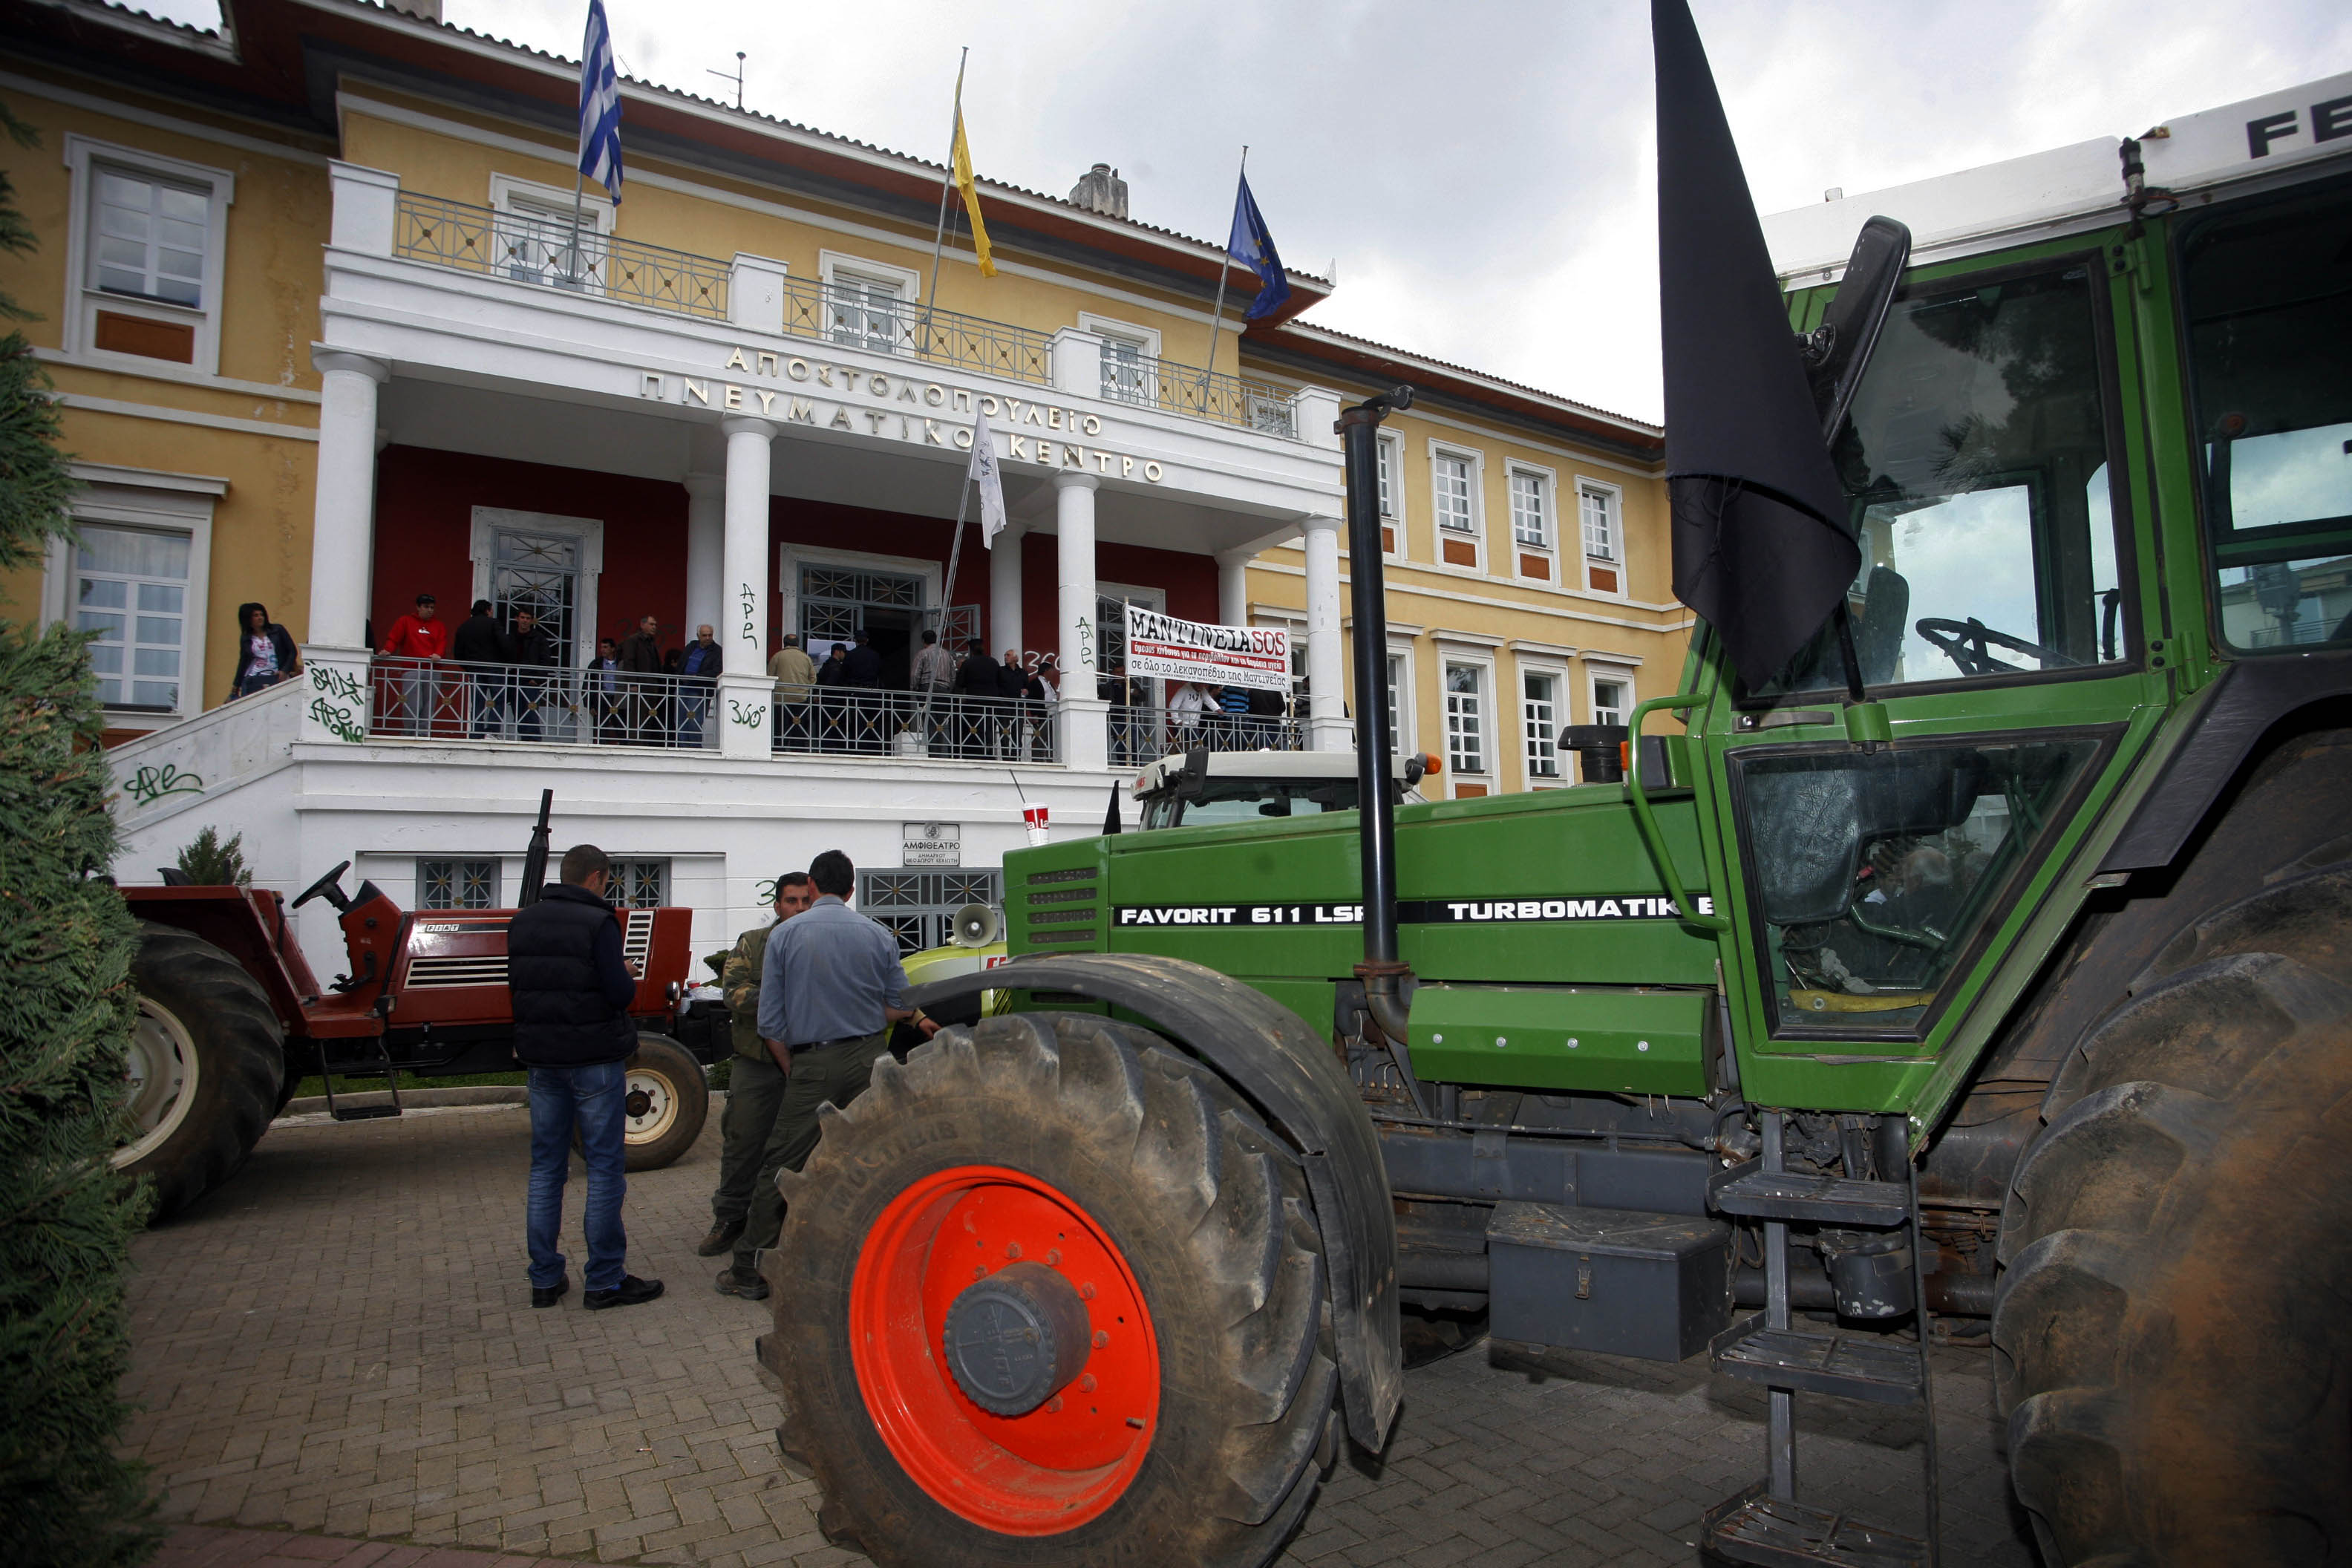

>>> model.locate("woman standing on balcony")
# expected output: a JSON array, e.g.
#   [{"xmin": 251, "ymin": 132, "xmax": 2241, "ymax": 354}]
[{"xmin": 229, "ymin": 602, "xmax": 299, "ymax": 700}]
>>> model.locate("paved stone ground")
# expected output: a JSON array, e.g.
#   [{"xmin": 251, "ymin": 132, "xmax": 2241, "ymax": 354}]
[{"xmin": 124, "ymin": 1100, "xmax": 2039, "ymax": 1567}]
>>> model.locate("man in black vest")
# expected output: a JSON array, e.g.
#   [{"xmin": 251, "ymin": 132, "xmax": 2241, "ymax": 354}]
[{"xmin": 508, "ymin": 843, "xmax": 663, "ymax": 1310}]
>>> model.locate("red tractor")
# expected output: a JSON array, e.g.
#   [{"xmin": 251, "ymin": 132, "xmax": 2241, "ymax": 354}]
[{"xmin": 114, "ymin": 843, "xmax": 711, "ymax": 1221}]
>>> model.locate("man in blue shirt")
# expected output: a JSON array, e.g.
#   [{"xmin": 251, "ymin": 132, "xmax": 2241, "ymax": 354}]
[{"xmin": 718, "ymin": 849, "xmax": 938, "ymax": 1298}]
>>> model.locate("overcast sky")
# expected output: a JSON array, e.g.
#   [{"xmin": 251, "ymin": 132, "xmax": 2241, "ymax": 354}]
[{"xmin": 152, "ymin": 1, "xmax": 2352, "ymax": 422}]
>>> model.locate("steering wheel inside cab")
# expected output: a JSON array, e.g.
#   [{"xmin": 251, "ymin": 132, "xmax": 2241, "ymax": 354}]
[{"xmin": 1914, "ymin": 617, "xmax": 2080, "ymax": 678}]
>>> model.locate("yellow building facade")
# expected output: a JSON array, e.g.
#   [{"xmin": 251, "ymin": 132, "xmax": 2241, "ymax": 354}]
[{"xmin": 0, "ymin": 0, "xmax": 1682, "ymax": 949}]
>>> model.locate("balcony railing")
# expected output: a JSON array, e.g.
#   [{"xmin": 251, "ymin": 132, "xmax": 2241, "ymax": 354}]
[
  {"xmin": 370, "ymin": 657, "xmax": 720, "ymax": 751},
  {"xmin": 1108, "ymin": 705, "xmax": 1304, "ymax": 767},
  {"xmin": 393, "ymin": 193, "xmax": 733, "ymax": 320},
  {"xmin": 780, "ymin": 283, "xmax": 1056, "ymax": 389},
  {"xmin": 774, "ymin": 689, "xmax": 1058, "ymax": 764},
  {"xmin": 386, "ymin": 193, "xmax": 1302, "ymax": 435},
  {"xmin": 1102, "ymin": 354, "xmax": 1298, "ymax": 439}
]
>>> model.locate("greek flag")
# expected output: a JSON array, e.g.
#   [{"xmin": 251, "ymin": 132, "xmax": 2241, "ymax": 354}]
[{"xmin": 577, "ymin": 0, "xmax": 624, "ymax": 203}]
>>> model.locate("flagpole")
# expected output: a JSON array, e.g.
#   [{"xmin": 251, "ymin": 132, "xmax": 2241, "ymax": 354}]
[
  {"xmin": 921, "ymin": 47, "xmax": 969, "ymax": 345},
  {"xmin": 566, "ymin": 170, "xmax": 587, "ymax": 287},
  {"xmin": 1200, "ymin": 146, "xmax": 1246, "ymax": 401},
  {"xmin": 923, "ymin": 477, "xmax": 973, "ymax": 728}
]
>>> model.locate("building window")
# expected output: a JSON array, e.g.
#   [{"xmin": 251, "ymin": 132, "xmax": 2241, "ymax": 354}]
[
  {"xmin": 1523, "ymin": 670, "xmax": 1561, "ymax": 780},
  {"xmin": 1581, "ymin": 483, "xmax": 1624, "ymax": 593},
  {"xmin": 67, "ymin": 137, "xmax": 233, "ymax": 373},
  {"xmin": 90, "ymin": 166, "xmax": 207, "ymax": 307},
  {"xmin": 1101, "ymin": 334, "xmax": 1151, "ymax": 404},
  {"xmin": 857, "ymin": 869, "xmax": 1003, "ymax": 954},
  {"xmin": 76, "ymin": 525, "xmax": 189, "ymax": 711},
  {"xmin": 1511, "ymin": 471, "xmax": 1551, "ymax": 549},
  {"xmin": 821, "ymin": 252, "xmax": 919, "ymax": 356},
  {"xmin": 418, "ymin": 858, "xmax": 500, "ymax": 910},
  {"xmin": 611, "ymin": 859, "xmax": 669, "ymax": 909},
  {"xmin": 1444, "ymin": 662, "xmax": 1486, "ymax": 777},
  {"xmin": 1434, "ymin": 453, "xmax": 1474, "ymax": 534},
  {"xmin": 1376, "ymin": 432, "xmax": 1404, "ymax": 556},
  {"xmin": 1591, "ymin": 674, "xmax": 1628, "ymax": 727},
  {"xmin": 1385, "ymin": 653, "xmax": 1403, "ymax": 756}
]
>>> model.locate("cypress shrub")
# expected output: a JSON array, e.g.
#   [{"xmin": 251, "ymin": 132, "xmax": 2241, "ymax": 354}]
[{"xmin": 0, "ymin": 97, "xmax": 163, "ymax": 1566}]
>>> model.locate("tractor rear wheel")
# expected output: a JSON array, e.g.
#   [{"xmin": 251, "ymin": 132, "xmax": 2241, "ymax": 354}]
[
  {"xmin": 765, "ymin": 1011, "xmax": 1338, "ymax": 1568},
  {"xmin": 118, "ymin": 922, "xmax": 286, "ymax": 1221},
  {"xmin": 1993, "ymin": 862, "xmax": 2352, "ymax": 1565},
  {"xmin": 618, "ymin": 1033, "xmax": 708, "ymax": 1170}
]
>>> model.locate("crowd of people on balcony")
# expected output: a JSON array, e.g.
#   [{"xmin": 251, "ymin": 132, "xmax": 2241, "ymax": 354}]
[{"xmin": 239, "ymin": 589, "xmax": 1297, "ymax": 762}]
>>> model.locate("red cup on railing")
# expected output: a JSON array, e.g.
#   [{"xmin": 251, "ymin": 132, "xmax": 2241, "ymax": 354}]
[{"xmin": 1022, "ymin": 804, "xmax": 1050, "ymax": 847}]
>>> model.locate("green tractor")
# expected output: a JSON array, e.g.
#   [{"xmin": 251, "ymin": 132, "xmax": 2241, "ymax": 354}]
[{"xmin": 754, "ymin": 22, "xmax": 2352, "ymax": 1568}]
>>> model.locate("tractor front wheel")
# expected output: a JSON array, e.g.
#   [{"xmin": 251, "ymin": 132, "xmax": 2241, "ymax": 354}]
[
  {"xmin": 618, "ymin": 1033, "xmax": 708, "ymax": 1170},
  {"xmin": 1994, "ymin": 861, "xmax": 2352, "ymax": 1564},
  {"xmin": 765, "ymin": 1011, "xmax": 1338, "ymax": 1568},
  {"xmin": 119, "ymin": 922, "xmax": 287, "ymax": 1221}
]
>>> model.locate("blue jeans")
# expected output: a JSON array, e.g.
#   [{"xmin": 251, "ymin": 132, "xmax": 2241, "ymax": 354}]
[{"xmin": 526, "ymin": 1059, "xmax": 629, "ymax": 1292}]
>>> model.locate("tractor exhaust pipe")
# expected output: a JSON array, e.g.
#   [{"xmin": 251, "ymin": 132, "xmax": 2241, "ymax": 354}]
[{"xmin": 1338, "ymin": 388, "xmax": 1416, "ymax": 1043}]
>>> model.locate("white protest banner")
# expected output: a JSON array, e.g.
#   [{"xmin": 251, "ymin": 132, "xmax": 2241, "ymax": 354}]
[{"xmin": 1123, "ymin": 605, "xmax": 1290, "ymax": 692}]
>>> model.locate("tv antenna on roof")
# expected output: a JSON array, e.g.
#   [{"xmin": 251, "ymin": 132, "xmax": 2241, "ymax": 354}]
[{"xmin": 708, "ymin": 51, "xmax": 745, "ymax": 110}]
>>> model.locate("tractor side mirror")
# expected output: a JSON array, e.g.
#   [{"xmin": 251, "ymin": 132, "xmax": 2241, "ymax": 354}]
[{"xmin": 1803, "ymin": 215, "xmax": 1912, "ymax": 440}]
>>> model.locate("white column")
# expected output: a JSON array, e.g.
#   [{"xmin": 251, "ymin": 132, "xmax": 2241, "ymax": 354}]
[
  {"xmin": 990, "ymin": 521, "xmax": 1025, "ymax": 660},
  {"xmin": 305, "ymin": 349, "xmax": 390, "ymax": 650},
  {"xmin": 1215, "ymin": 548, "xmax": 1252, "ymax": 627},
  {"xmin": 684, "ymin": 472, "xmax": 725, "ymax": 642},
  {"xmin": 718, "ymin": 416, "xmax": 776, "ymax": 760},
  {"xmin": 1054, "ymin": 473, "xmax": 1107, "ymax": 771},
  {"xmin": 1302, "ymin": 514, "xmax": 1349, "ymax": 751}
]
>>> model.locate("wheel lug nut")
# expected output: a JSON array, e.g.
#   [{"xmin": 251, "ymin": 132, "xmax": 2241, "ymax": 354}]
[
  {"xmin": 1045, "ymin": 1248, "xmax": 1062, "ymax": 1265},
  {"xmin": 1079, "ymin": 1282, "xmax": 1096, "ymax": 1299},
  {"xmin": 1092, "ymin": 1329, "xmax": 1108, "ymax": 1348},
  {"xmin": 1078, "ymin": 1373, "xmax": 1096, "ymax": 1392},
  {"xmin": 1005, "ymin": 1243, "xmax": 1022, "ymax": 1259},
  {"xmin": 1045, "ymin": 1396, "xmax": 1062, "ymax": 1414}
]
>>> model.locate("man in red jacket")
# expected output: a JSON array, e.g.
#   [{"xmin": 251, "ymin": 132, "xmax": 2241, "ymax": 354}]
[{"xmin": 381, "ymin": 592, "xmax": 448, "ymax": 736}]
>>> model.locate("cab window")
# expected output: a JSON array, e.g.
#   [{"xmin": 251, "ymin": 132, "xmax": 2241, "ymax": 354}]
[
  {"xmin": 1762, "ymin": 264, "xmax": 2127, "ymax": 693},
  {"xmin": 2178, "ymin": 183, "xmax": 2352, "ymax": 653}
]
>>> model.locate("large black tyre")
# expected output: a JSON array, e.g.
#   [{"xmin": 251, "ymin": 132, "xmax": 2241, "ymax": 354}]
[
  {"xmin": 117, "ymin": 922, "xmax": 287, "ymax": 1221},
  {"xmin": 765, "ymin": 1011, "xmax": 1339, "ymax": 1568},
  {"xmin": 1993, "ymin": 862, "xmax": 2352, "ymax": 1565},
  {"xmin": 618, "ymin": 1033, "xmax": 708, "ymax": 1169}
]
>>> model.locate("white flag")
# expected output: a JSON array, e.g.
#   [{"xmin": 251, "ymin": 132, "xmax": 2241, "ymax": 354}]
[{"xmin": 968, "ymin": 405, "xmax": 1007, "ymax": 548}]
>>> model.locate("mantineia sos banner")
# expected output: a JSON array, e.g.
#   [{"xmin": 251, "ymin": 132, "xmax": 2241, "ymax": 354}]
[{"xmin": 1123, "ymin": 606, "xmax": 1290, "ymax": 692}]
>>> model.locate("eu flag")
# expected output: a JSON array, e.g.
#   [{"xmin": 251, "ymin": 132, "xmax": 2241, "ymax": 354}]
[{"xmin": 1226, "ymin": 173, "xmax": 1291, "ymax": 321}]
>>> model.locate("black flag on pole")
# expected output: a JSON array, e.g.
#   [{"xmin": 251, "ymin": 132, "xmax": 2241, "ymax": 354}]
[{"xmin": 1653, "ymin": 0, "xmax": 1857, "ymax": 690}]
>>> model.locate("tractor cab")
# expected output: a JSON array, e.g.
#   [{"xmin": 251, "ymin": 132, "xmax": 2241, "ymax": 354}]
[{"xmin": 1130, "ymin": 748, "xmax": 1430, "ymax": 830}]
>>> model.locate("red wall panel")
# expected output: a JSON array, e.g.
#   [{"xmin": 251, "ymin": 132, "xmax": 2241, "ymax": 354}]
[{"xmin": 370, "ymin": 447, "xmax": 689, "ymax": 654}]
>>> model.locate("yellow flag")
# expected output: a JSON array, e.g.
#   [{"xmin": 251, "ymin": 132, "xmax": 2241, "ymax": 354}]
[{"xmin": 950, "ymin": 108, "xmax": 996, "ymax": 278}]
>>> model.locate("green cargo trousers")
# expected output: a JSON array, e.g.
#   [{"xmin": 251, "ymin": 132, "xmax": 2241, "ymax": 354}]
[
  {"xmin": 731, "ymin": 1029, "xmax": 892, "ymax": 1276},
  {"xmin": 708, "ymin": 1050, "xmax": 788, "ymax": 1229}
]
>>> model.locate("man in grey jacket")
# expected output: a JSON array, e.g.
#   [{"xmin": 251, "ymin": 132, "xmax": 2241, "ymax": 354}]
[{"xmin": 716, "ymin": 850, "xmax": 937, "ymax": 1298}]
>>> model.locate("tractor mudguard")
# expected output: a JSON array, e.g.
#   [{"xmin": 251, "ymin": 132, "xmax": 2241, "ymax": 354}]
[
  {"xmin": 907, "ymin": 951, "xmax": 1403, "ymax": 1454},
  {"xmin": 2100, "ymin": 650, "xmax": 2352, "ymax": 873}
]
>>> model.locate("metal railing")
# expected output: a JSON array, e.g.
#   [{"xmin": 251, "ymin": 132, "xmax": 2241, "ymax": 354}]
[
  {"xmin": 370, "ymin": 657, "xmax": 719, "ymax": 751},
  {"xmin": 393, "ymin": 193, "xmax": 731, "ymax": 321},
  {"xmin": 771, "ymin": 687, "xmax": 1058, "ymax": 763},
  {"xmin": 388, "ymin": 192, "xmax": 1298, "ymax": 435},
  {"xmin": 779, "ymin": 281, "xmax": 1056, "ymax": 388},
  {"xmin": 1109, "ymin": 705, "xmax": 1304, "ymax": 766},
  {"xmin": 1102, "ymin": 355, "xmax": 1298, "ymax": 438}
]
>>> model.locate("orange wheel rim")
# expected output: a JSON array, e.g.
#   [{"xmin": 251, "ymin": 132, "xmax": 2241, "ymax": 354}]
[{"xmin": 849, "ymin": 1163, "xmax": 1161, "ymax": 1534}]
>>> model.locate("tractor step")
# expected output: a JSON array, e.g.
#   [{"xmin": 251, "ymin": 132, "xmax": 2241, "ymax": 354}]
[
  {"xmin": 1710, "ymin": 1160, "xmax": 1910, "ymax": 1226},
  {"xmin": 330, "ymin": 1103, "xmax": 404, "ymax": 1122},
  {"xmin": 1711, "ymin": 1316, "xmax": 1924, "ymax": 1405},
  {"xmin": 1701, "ymin": 1481, "xmax": 1925, "ymax": 1568}
]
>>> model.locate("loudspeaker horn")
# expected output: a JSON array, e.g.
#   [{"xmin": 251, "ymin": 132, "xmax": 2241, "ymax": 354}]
[{"xmin": 952, "ymin": 902, "xmax": 1002, "ymax": 947}]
